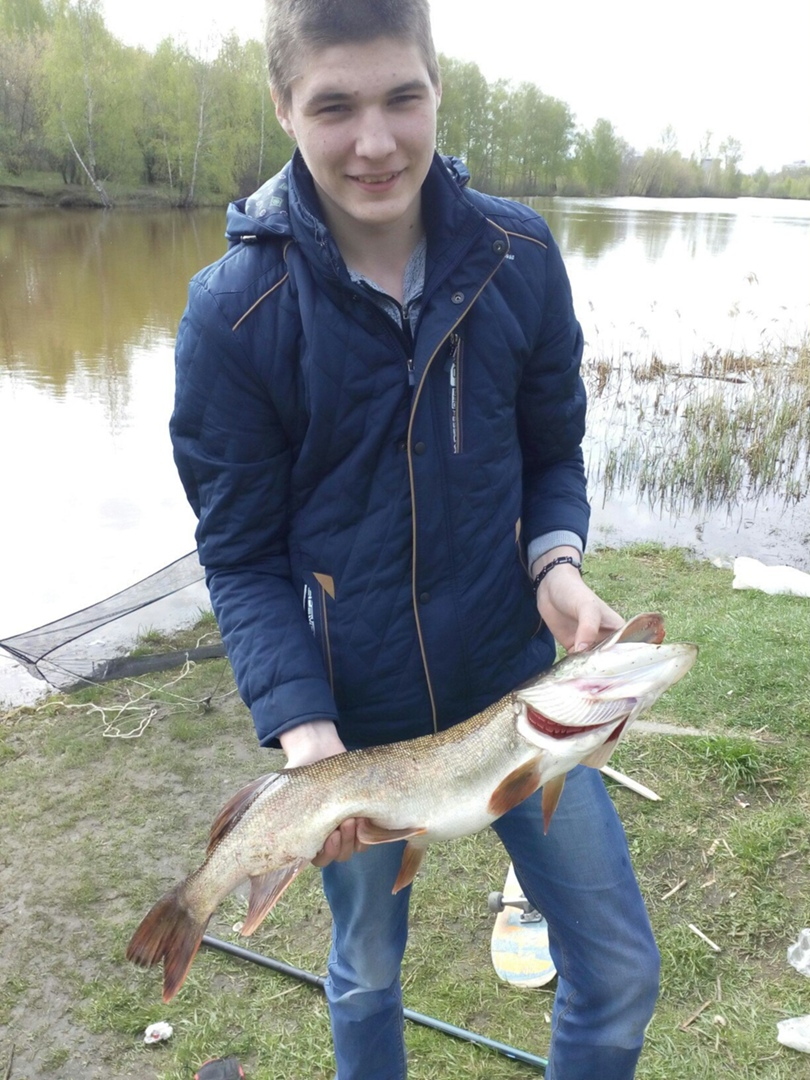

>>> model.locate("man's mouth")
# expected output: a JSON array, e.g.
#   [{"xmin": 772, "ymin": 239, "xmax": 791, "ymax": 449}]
[{"xmin": 352, "ymin": 171, "xmax": 400, "ymax": 185}]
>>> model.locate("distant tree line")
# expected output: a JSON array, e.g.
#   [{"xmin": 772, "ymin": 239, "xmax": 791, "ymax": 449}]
[{"xmin": 1, "ymin": 0, "xmax": 808, "ymax": 206}]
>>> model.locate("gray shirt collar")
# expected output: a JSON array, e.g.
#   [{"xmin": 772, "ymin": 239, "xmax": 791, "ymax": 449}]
[{"xmin": 348, "ymin": 237, "xmax": 427, "ymax": 329}]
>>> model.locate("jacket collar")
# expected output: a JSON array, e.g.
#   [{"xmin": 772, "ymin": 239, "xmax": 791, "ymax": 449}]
[{"xmin": 226, "ymin": 151, "xmax": 483, "ymax": 281}]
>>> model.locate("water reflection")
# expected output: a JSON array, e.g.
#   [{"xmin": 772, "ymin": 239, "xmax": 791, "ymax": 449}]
[
  {"xmin": 0, "ymin": 208, "xmax": 227, "ymax": 392},
  {"xmin": 677, "ymin": 210, "xmax": 735, "ymax": 258},
  {"xmin": 527, "ymin": 198, "xmax": 741, "ymax": 263},
  {"xmin": 2, "ymin": 199, "xmax": 806, "ymax": 396},
  {"xmin": 527, "ymin": 198, "xmax": 630, "ymax": 259}
]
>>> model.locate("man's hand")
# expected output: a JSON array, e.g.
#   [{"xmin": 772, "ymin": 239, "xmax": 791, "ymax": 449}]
[
  {"xmin": 279, "ymin": 719, "xmax": 368, "ymax": 867},
  {"xmin": 532, "ymin": 546, "xmax": 623, "ymax": 653}
]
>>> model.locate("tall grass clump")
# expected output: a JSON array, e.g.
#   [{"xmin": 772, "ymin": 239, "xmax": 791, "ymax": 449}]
[{"xmin": 584, "ymin": 332, "xmax": 810, "ymax": 513}]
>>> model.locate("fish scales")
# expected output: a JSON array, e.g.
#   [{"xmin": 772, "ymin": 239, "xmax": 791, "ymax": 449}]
[{"xmin": 187, "ymin": 696, "xmax": 529, "ymax": 901}]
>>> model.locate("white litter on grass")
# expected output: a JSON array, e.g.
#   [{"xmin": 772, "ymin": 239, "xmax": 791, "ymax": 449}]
[
  {"xmin": 788, "ymin": 929, "xmax": 810, "ymax": 978},
  {"xmin": 144, "ymin": 1022, "xmax": 173, "ymax": 1044},
  {"xmin": 777, "ymin": 932, "xmax": 810, "ymax": 1054},
  {"xmin": 777, "ymin": 1016, "xmax": 810, "ymax": 1054},
  {"xmin": 732, "ymin": 557, "xmax": 810, "ymax": 597}
]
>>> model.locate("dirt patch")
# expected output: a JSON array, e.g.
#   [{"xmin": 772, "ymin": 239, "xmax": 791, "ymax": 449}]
[{"xmin": 0, "ymin": 663, "xmax": 280, "ymax": 1080}]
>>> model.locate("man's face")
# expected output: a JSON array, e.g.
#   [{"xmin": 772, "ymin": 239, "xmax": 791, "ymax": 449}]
[{"xmin": 274, "ymin": 37, "xmax": 441, "ymax": 244}]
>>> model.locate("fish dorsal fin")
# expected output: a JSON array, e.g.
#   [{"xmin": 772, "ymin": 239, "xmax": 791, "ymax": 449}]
[
  {"xmin": 599, "ymin": 612, "xmax": 665, "ymax": 649},
  {"xmin": 392, "ymin": 842, "xmax": 427, "ymax": 894},
  {"xmin": 542, "ymin": 774, "xmax": 566, "ymax": 833},
  {"xmin": 241, "ymin": 860, "xmax": 308, "ymax": 936},
  {"xmin": 207, "ymin": 773, "xmax": 280, "ymax": 855},
  {"xmin": 488, "ymin": 758, "xmax": 543, "ymax": 818},
  {"xmin": 355, "ymin": 820, "xmax": 428, "ymax": 845}
]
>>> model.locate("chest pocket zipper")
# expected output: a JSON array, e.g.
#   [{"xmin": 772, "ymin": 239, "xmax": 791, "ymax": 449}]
[{"xmin": 445, "ymin": 332, "xmax": 463, "ymax": 453}]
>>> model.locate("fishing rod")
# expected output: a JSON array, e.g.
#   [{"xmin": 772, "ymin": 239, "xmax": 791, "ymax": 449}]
[{"xmin": 202, "ymin": 935, "xmax": 548, "ymax": 1072}]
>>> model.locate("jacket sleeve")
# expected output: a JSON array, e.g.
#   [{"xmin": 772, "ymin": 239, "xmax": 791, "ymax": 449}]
[
  {"xmin": 518, "ymin": 229, "xmax": 590, "ymax": 554},
  {"xmin": 170, "ymin": 272, "xmax": 339, "ymax": 746}
]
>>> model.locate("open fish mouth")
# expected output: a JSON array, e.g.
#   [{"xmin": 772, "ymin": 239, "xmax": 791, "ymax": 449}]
[{"xmin": 525, "ymin": 705, "xmax": 631, "ymax": 740}]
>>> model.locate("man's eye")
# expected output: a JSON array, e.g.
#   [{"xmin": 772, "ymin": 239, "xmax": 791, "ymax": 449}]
[{"xmin": 390, "ymin": 94, "xmax": 420, "ymax": 106}]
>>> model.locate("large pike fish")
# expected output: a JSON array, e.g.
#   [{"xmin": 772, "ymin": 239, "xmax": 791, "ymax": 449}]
[{"xmin": 127, "ymin": 612, "xmax": 696, "ymax": 1001}]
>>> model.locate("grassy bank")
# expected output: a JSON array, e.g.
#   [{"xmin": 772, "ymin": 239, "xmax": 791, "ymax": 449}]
[
  {"xmin": 0, "ymin": 171, "xmax": 228, "ymax": 210},
  {"xmin": 1, "ymin": 545, "xmax": 809, "ymax": 1079}
]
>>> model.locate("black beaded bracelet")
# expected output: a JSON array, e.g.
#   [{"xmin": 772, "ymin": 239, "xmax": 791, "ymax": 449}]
[{"xmin": 532, "ymin": 555, "xmax": 583, "ymax": 592}]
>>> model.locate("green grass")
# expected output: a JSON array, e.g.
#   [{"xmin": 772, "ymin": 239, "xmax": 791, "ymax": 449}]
[{"xmin": 1, "ymin": 551, "xmax": 809, "ymax": 1079}]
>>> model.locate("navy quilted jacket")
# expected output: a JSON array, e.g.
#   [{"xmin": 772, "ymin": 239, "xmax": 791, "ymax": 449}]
[{"xmin": 170, "ymin": 151, "xmax": 590, "ymax": 748}]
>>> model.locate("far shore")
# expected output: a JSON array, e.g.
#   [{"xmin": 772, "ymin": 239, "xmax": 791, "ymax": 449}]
[
  {"xmin": 0, "ymin": 180, "xmax": 223, "ymax": 211},
  {"xmin": 3, "ymin": 177, "xmax": 809, "ymax": 213}
]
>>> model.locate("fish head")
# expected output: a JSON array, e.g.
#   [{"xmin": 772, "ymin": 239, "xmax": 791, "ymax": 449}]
[{"xmin": 514, "ymin": 612, "xmax": 697, "ymax": 769}]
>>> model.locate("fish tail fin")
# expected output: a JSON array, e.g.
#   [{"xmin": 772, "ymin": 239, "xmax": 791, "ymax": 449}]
[{"xmin": 126, "ymin": 884, "xmax": 210, "ymax": 1003}]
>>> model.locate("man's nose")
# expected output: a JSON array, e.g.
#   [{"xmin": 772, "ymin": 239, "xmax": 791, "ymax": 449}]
[{"xmin": 354, "ymin": 109, "xmax": 397, "ymax": 159}]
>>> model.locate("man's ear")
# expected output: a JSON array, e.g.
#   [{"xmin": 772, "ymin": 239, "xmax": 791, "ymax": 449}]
[{"xmin": 272, "ymin": 90, "xmax": 296, "ymax": 140}]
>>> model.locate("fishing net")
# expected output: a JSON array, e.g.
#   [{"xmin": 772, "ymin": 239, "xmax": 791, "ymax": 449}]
[{"xmin": 0, "ymin": 551, "xmax": 223, "ymax": 691}]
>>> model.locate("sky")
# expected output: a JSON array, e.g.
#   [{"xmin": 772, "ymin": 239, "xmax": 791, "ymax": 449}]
[{"xmin": 102, "ymin": 0, "xmax": 810, "ymax": 173}]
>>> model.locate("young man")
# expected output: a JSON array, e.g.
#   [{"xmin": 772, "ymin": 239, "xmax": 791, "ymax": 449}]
[{"xmin": 170, "ymin": 1, "xmax": 660, "ymax": 1077}]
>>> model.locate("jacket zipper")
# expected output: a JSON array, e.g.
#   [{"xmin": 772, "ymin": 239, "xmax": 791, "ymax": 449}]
[
  {"xmin": 403, "ymin": 303, "xmax": 416, "ymax": 387},
  {"xmin": 407, "ymin": 241, "xmax": 507, "ymax": 732},
  {"xmin": 446, "ymin": 332, "xmax": 463, "ymax": 453}
]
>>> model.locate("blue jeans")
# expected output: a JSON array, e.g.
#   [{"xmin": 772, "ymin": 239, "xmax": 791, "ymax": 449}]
[{"xmin": 321, "ymin": 765, "xmax": 660, "ymax": 1080}]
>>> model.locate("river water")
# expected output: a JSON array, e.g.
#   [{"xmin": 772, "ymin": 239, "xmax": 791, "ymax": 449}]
[{"xmin": 1, "ymin": 196, "xmax": 808, "ymax": 704}]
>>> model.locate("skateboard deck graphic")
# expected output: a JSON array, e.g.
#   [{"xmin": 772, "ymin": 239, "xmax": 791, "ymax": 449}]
[{"xmin": 490, "ymin": 863, "xmax": 557, "ymax": 988}]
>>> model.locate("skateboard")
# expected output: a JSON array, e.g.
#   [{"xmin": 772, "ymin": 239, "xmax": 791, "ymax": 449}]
[{"xmin": 489, "ymin": 863, "xmax": 557, "ymax": 988}]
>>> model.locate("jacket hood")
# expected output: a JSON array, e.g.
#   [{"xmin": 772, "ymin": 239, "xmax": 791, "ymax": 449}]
[{"xmin": 225, "ymin": 150, "xmax": 471, "ymax": 245}]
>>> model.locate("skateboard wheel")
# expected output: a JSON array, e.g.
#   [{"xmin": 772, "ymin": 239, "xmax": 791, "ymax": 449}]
[{"xmin": 488, "ymin": 891, "xmax": 505, "ymax": 913}]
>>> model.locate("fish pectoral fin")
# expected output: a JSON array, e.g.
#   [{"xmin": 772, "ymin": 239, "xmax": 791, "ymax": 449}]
[
  {"xmin": 542, "ymin": 774, "xmax": 566, "ymax": 833},
  {"xmin": 581, "ymin": 742, "xmax": 617, "ymax": 770},
  {"xmin": 581, "ymin": 719, "xmax": 628, "ymax": 770},
  {"xmin": 355, "ymin": 820, "xmax": 428, "ymax": 845},
  {"xmin": 488, "ymin": 758, "xmax": 542, "ymax": 818},
  {"xmin": 241, "ymin": 860, "xmax": 308, "ymax": 936},
  {"xmin": 392, "ymin": 841, "xmax": 427, "ymax": 894}
]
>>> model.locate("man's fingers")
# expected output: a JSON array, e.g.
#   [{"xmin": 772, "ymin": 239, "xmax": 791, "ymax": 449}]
[
  {"xmin": 572, "ymin": 604, "xmax": 623, "ymax": 653},
  {"xmin": 311, "ymin": 832, "xmax": 338, "ymax": 867},
  {"xmin": 333, "ymin": 819, "xmax": 359, "ymax": 861},
  {"xmin": 312, "ymin": 818, "xmax": 366, "ymax": 867},
  {"xmin": 571, "ymin": 607, "xmax": 604, "ymax": 653}
]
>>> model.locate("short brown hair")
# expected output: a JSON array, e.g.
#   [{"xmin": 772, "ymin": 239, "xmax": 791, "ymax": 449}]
[{"xmin": 266, "ymin": 0, "xmax": 440, "ymax": 107}]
